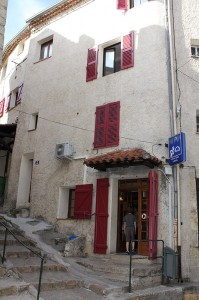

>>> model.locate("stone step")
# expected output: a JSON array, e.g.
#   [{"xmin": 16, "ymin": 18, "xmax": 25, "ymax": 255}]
[
  {"xmin": 0, "ymin": 234, "xmax": 36, "ymax": 246},
  {"xmin": 8, "ymin": 256, "xmax": 68, "ymax": 273},
  {"xmin": 0, "ymin": 245, "xmax": 42, "ymax": 259},
  {"xmin": 76, "ymin": 257, "xmax": 162, "ymax": 277},
  {"xmin": 19, "ymin": 269, "xmax": 83, "ymax": 292},
  {"xmin": 40, "ymin": 286, "xmax": 108, "ymax": 300},
  {"xmin": 0, "ymin": 278, "xmax": 29, "ymax": 297}
]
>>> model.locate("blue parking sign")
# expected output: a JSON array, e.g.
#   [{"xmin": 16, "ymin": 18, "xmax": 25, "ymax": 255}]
[{"xmin": 168, "ymin": 132, "xmax": 186, "ymax": 165}]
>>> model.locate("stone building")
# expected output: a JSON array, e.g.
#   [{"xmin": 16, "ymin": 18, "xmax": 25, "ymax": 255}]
[
  {"xmin": 0, "ymin": 0, "xmax": 198, "ymax": 282},
  {"xmin": 0, "ymin": 0, "xmax": 8, "ymax": 67}
]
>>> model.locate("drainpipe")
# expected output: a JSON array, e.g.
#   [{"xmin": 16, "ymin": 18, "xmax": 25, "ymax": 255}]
[{"xmin": 164, "ymin": 0, "xmax": 181, "ymax": 252}]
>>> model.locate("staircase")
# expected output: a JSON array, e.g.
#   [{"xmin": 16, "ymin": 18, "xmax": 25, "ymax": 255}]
[{"xmin": 0, "ymin": 216, "xmax": 199, "ymax": 300}]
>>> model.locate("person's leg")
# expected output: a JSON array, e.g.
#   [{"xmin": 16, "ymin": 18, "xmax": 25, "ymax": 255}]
[
  {"xmin": 130, "ymin": 228, "xmax": 135, "ymax": 253},
  {"xmin": 126, "ymin": 241, "xmax": 129, "ymax": 252},
  {"xmin": 126, "ymin": 228, "xmax": 130, "ymax": 253}
]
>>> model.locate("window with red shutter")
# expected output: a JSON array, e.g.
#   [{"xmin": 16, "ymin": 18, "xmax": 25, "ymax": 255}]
[
  {"xmin": 148, "ymin": 170, "xmax": 158, "ymax": 260},
  {"xmin": 121, "ymin": 32, "xmax": 134, "ymax": 70},
  {"xmin": 5, "ymin": 93, "xmax": 11, "ymax": 113},
  {"xmin": 94, "ymin": 106, "xmax": 106, "ymax": 148},
  {"xmin": 117, "ymin": 0, "xmax": 128, "ymax": 10},
  {"xmin": 94, "ymin": 101, "xmax": 120, "ymax": 149},
  {"xmin": 74, "ymin": 184, "xmax": 93, "ymax": 220},
  {"xmin": 106, "ymin": 102, "xmax": 120, "ymax": 146},
  {"xmin": 0, "ymin": 99, "xmax": 5, "ymax": 118},
  {"xmin": 86, "ymin": 47, "xmax": 98, "ymax": 82},
  {"xmin": 16, "ymin": 83, "xmax": 23, "ymax": 105}
]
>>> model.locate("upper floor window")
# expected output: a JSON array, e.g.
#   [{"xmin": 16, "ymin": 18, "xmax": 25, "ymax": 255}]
[
  {"xmin": 191, "ymin": 45, "xmax": 199, "ymax": 58},
  {"xmin": 5, "ymin": 84, "xmax": 23, "ymax": 112},
  {"xmin": 28, "ymin": 113, "xmax": 38, "ymax": 131},
  {"xmin": 40, "ymin": 39, "xmax": 53, "ymax": 60},
  {"xmin": 94, "ymin": 101, "xmax": 120, "ymax": 149},
  {"xmin": 86, "ymin": 32, "xmax": 134, "ymax": 81},
  {"xmin": 117, "ymin": 0, "xmax": 149, "ymax": 10},
  {"xmin": 103, "ymin": 43, "xmax": 121, "ymax": 76}
]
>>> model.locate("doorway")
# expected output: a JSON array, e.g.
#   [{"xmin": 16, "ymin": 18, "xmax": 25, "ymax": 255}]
[{"xmin": 117, "ymin": 178, "xmax": 149, "ymax": 255}]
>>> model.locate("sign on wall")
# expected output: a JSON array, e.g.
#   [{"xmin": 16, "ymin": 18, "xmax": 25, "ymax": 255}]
[{"xmin": 168, "ymin": 132, "xmax": 186, "ymax": 165}]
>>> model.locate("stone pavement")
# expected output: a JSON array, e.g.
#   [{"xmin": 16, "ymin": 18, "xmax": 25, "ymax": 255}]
[{"xmin": 0, "ymin": 213, "xmax": 199, "ymax": 300}]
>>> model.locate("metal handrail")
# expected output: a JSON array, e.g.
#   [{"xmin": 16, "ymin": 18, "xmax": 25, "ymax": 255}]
[
  {"xmin": 0, "ymin": 220, "xmax": 45, "ymax": 300},
  {"xmin": 128, "ymin": 239, "xmax": 165, "ymax": 293}
]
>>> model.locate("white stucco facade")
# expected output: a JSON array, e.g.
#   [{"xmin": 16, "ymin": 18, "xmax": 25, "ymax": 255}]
[{"xmin": 0, "ymin": 0, "xmax": 198, "ymax": 282}]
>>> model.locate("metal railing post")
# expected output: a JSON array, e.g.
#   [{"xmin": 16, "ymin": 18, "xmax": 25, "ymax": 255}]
[
  {"xmin": 37, "ymin": 255, "xmax": 45, "ymax": 300},
  {"xmin": 128, "ymin": 239, "xmax": 132, "ymax": 293},
  {"xmin": 2, "ymin": 228, "xmax": 8, "ymax": 263}
]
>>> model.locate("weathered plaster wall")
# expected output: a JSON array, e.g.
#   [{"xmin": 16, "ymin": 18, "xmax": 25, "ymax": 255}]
[
  {"xmin": 0, "ymin": 0, "xmax": 7, "ymax": 67},
  {"xmin": 173, "ymin": 0, "xmax": 199, "ymax": 281}
]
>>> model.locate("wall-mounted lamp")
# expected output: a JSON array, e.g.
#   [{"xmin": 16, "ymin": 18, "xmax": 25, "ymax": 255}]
[{"xmin": 119, "ymin": 192, "xmax": 124, "ymax": 201}]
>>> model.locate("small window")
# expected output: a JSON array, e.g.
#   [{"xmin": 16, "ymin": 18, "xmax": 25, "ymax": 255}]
[
  {"xmin": 191, "ymin": 46, "xmax": 199, "ymax": 58},
  {"xmin": 103, "ymin": 43, "xmax": 121, "ymax": 76},
  {"xmin": 130, "ymin": 0, "xmax": 148, "ymax": 8},
  {"xmin": 117, "ymin": 0, "xmax": 149, "ymax": 9},
  {"xmin": 40, "ymin": 39, "xmax": 53, "ymax": 60},
  {"xmin": 6, "ymin": 84, "xmax": 23, "ymax": 112},
  {"xmin": 68, "ymin": 189, "xmax": 75, "ymax": 218},
  {"xmin": 196, "ymin": 110, "xmax": 199, "ymax": 132},
  {"xmin": 28, "ymin": 113, "xmax": 38, "ymax": 131},
  {"xmin": 57, "ymin": 184, "xmax": 93, "ymax": 220}
]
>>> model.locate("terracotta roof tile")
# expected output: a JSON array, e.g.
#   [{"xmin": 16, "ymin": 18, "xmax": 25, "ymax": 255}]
[{"xmin": 84, "ymin": 148, "xmax": 162, "ymax": 171}]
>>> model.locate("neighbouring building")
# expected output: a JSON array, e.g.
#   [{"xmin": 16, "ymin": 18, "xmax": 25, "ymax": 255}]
[
  {"xmin": 0, "ymin": 0, "xmax": 8, "ymax": 67},
  {"xmin": 0, "ymin": 0, "xmax": 198, "ymax": 282}
]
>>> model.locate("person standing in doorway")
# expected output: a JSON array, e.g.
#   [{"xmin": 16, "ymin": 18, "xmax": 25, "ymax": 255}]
[{"xmin": 123, "ymin": 207, "xmax": 137, "ymax": 254}]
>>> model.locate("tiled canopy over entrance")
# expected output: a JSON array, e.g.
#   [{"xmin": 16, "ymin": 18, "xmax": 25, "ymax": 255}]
[{"xmin": 84, "ymin": 148, "xmax": 162, "ymax": 171}]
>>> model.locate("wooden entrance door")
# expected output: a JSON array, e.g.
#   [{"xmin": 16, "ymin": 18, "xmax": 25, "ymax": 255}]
[{"xmin": 117, "ymin": 179, "xmax": 149, "ymax": 255}]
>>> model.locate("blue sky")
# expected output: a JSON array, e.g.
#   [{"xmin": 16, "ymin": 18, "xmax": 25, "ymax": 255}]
[{"xmin": 4, "ymin": 0, "xmax": 60, "ymax": 45}]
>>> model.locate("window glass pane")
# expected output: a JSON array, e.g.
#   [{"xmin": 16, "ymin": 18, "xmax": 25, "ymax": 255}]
[
  {"xmin": 197, "ymin": 47, "xmax": 199, "ymax": 57},
  {"xmin": 104, "ymin": 49, "xmax": 114, "ymax": 76},
  {"xmin": 191, "ymin": 47, "xmax": 196, "ymax": 56},
  {"xmin": 130, "ymin": 0, "xmax": 134, "ymax": 8},
  {"xmin": 105, "ymin": 50, "xmax": 114, "ymax": 68},
  {"xmin": 49, "ymin": 42, "xmax": 53, "ymax": 57},
  {"xmin": 115, "ymin": 43, "xmax": 121, "ymax": 73},
  {"xmin": 134, "ymin": 0, "xmax": 141, "ymax": 6}
]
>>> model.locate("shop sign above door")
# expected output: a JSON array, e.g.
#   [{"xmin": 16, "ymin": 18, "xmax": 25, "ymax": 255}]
[{"xmin": 168, "ymin": 132, "xmax": 186, "ymax": 165}]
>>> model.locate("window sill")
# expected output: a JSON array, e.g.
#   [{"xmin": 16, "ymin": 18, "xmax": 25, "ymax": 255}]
[
  {"xmin": 28, "ymin": 129, "xmax": 36, "ymax": 132},
  {"xmin": 34, "ymin": 56, "xmax": 52, "ymax": 64}
]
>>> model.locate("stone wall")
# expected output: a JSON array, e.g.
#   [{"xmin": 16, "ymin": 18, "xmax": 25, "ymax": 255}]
[{"xmin": 0, "ymin": 0, "xmax": 7, "ymax": 67}]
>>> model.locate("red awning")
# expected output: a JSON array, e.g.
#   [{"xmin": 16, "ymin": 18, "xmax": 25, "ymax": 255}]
[{"xmin": 84, "ymin": 148, "xmax": 162, "ymax": 171}]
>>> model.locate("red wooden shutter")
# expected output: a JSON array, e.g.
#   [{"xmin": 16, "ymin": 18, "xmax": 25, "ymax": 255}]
[
  {"xmin": 5, "ymin": 93, "xmax": 11, "ymax": 112},
  {"xmin": 86, "ymin": 47, "xmax": 98, "ymax": 82},
  {"xmin": 106, "ymin": 101, "xmax": 120, "ymax": 146},
  {"xmin": 148, "ymin": 170, "xmax": 158, "ymax": 259},
  {"xmin": 117, "ymin": 0, "xmax": 128, "ymax": 10},
  {"xmin": 74, "ymin": 184, "xmax": 93, "ymax": 220},
  {"xmin": 94, "ymin": 105, "xmax": 106, "ymax": 148},
  {"xmin": 121, "ymin": 32, "xmax": 134, "ymax": 70},
  {"xmin": 0, "ymin": 99, "xmax": 5, "ymax": 117},
  {"xmin": 16, "ymin": 83, "xmax": 23, "ymax": 105},
  {"xmin": 94, "ymin": 178, "xmax": 109, "ymax": 254}
]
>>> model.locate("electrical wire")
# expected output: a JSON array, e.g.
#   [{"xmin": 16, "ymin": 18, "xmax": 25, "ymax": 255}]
[{"xmin": 14, "ymin": 108, "xmax": 166, "ymax": 146}]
